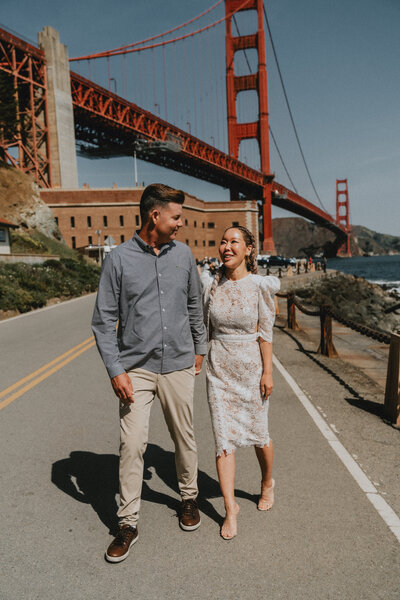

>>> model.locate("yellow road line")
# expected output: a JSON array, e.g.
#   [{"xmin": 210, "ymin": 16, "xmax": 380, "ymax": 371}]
[
  {"xmin": 0, "ymin": 336, "xmax": 94, "ymax": 400},
  {"xmin": 0, "ymin": 339, "xmax": 96, "ymax": 412}
]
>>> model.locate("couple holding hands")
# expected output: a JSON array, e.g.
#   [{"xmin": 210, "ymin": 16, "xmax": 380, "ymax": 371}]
[{"xmin": 92, "ymin": 183, "xmax": 280, "ymax": 562}]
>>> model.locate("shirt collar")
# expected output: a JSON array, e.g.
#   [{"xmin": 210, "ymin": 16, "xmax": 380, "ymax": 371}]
[{"xmin": 133, "ymin": 231, "xmax": 173, "ymax": 255}]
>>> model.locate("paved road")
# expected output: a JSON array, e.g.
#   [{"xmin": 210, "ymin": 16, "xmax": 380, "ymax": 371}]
[{"xmin": 0, "ymin": 296, "xmax": 399, "ymax": 600}]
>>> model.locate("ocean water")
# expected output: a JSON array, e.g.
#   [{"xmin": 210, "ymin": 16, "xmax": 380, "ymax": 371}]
[{"xmin": 327, "ymin": 255, "xmax": 400, "ymax": 294}]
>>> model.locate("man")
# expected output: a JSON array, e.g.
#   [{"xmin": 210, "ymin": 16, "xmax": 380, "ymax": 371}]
[{"xmin": 92, "ymin": 183, "xmax": 207, "ymax": 563}]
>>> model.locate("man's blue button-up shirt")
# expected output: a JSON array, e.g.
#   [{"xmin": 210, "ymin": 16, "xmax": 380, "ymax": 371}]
[{"xmin": 92, "ymin": 232, "xmax": 207, "ymax": 378}]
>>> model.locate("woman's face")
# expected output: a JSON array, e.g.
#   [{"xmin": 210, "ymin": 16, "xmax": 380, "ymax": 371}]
[{"xmin": 219, "ymin": 228, "xmax": 251, "ymax": 270}]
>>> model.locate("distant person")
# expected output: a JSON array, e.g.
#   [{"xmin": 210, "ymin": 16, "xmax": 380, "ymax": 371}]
[
  {"xmin": 92, "ymin": 183, "xmax": 207, "ymax": 563},
  {"xmin": 308, "ymin": 256, "xmax": 313, "ymax": 267},
  {"xmin": 202, "ymin": 226, "xmax": 280, "ymax": 540}
]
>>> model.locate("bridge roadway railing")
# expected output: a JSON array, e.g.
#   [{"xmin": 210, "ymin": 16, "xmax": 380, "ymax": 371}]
[{"xmin": 274, "ymin": 287, "xmax": 400, "ymax": 428}]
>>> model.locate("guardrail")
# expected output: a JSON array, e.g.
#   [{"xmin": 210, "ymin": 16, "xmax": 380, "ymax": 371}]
[
  {"xmin": 276, "ymin": 290, "xmax": 400, "ymax": 427},
  {"xmin": 264, "ymin": 261, "xmax": 326, "ymax": 278}
]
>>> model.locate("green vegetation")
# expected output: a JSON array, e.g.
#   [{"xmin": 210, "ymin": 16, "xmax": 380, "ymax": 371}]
[
  {"xmin": 10, "ymin": 229, "xmax": 78, "ymax": 259},
  {"xmin": 0, "ymin": 258, "xmax": 100, "ymax": 313}
]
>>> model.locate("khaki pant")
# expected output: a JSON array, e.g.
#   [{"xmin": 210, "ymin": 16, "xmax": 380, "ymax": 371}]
[{"xmin": 118, "ymin": 366, "xmax": 198, "ymax": 526}]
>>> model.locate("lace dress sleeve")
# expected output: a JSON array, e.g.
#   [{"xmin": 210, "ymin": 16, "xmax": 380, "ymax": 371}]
[{"xmin": 258, "ymin": 275, "xmax": 280, "ymax": 343}]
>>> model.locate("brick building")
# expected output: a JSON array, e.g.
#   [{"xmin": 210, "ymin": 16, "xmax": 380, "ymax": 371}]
[{"xmin": 40, "ymin": 187, "xmax": 260, "ymax": 261}]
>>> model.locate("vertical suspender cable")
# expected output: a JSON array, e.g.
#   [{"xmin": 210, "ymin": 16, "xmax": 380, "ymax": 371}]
[
  {"xmin": 192, "ymin": 36, "xmax": 198, "ymax": 137},
  {"xmin": 122, "ymin": 53, "xmax": 127, "ymax": 98},
  {"xmin": 152, "ymin": 48, "xmax": 157, "ymax": 113},
  {"xmin": 162, "ymin": 45, "xmax": 168, "ymax": 120},
  {"xmin": 213, "ymin": 25, "xmax": 220, "ymax": 149}
]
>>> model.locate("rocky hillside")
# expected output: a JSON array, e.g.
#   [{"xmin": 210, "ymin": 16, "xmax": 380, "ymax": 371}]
[
  {"xmin": 0, "ymin": 165, "xmax": 61, "ymax": 239},
  {"xmin": 295, "ymin": 274, "xmax": 400, "ymax": 335},
  {"xmin": 352, "ymin": 225, "xmax": 400, "ymax": 256},
  {"xmin": 272, "ymin": 217, "xmax": 400, "ymax": 258}
]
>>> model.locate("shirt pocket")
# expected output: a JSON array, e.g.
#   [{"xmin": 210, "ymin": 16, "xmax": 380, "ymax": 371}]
[{"xmin": 174, "ymin": 263, "xmax": 190, "ymax": 286}]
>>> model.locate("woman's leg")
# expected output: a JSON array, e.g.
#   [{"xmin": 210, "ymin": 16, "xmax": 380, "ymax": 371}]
[
  {"xmin": 216, "ymin": 451, "xmax": 240, "ymax": 538},
  {"xmin": 254, "ymin": 440, "xmax": 275, "ymax": 510}
]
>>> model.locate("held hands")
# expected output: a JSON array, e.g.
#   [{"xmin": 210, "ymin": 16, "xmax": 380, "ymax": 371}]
[
  {"xmin": 260, "ymin": 371, "xmax": 273, "ymax": 400},
  {"xmin": 111, "ymin": 372, "xmax": 134, "ymax": 404},
  {"xmin": 195, "ymin": 354, "xmax": 204, "ymax": 376}
]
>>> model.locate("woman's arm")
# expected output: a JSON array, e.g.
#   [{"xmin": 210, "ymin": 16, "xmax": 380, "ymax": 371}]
[{"xmin": 259, "ymin": 338, "xmax": 273, "ymax": 399}]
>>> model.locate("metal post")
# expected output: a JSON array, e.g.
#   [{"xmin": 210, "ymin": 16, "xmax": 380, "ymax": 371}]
[
  {"xmin": 134, "ymin": 150, "xmax": 138, "ymax": 187},
  {"xmin": 95, "ymin": 229, "xmax": 101, "ymax": 264},
  {"xmin": 384, "ymin": 333, "xmax": 400, "ymax": 427}
]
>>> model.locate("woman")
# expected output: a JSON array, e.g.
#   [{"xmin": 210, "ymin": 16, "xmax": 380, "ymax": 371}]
[{"xmin": 202, "ymin": 226, "xmax": 280, "ymax": 540}]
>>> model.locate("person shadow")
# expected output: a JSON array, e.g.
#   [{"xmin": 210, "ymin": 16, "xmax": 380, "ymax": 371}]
[{"xmin": 51, "ymin": 444, "xmax": 255, "ymax": 534}]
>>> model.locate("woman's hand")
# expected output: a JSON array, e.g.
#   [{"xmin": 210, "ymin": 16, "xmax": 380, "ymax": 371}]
[{"xmin": 260, "ymin": 371, "xmax": 273, "ymax": 400}]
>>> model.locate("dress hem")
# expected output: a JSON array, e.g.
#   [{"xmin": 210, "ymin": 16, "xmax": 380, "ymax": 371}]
[{"xmin": 215, "ymin": 436, "xmax": 271, "ymax": 458}]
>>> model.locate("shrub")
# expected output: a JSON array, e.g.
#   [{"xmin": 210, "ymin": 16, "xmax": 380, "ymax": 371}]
[{"xmin": 0, "ymin": 260, "xmax": 100, "ymax": 313}]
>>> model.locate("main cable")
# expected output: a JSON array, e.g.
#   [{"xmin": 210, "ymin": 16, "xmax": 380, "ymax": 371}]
[
  {"xmin": 263, "ymin": 4, "xmax": 329, "ymax": 213},
  {"xmin": 70, "ymin": 1, "xmax": 224, "ymax": 61}
]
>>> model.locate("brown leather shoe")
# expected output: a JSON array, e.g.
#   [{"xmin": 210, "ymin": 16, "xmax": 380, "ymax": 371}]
[
  {"xmin": 179, "ymin": 499, "xmax": 201, "ymax": 531},
  {"xmin": 105, "ymin": 525, "xmax": 138, "ymax": 563}
]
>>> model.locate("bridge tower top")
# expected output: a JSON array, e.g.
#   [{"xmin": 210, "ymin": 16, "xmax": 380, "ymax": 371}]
[
  {"xmin": 336, "ymin": 178, "xmax": 351, "ymax": 256},
  {"xmin": 225, "ymin": 0, "xmax": 274, "ymax": 252},
  {"xmin": 225, "ymin": 0, "xmax": 270, "ymax": 176}
]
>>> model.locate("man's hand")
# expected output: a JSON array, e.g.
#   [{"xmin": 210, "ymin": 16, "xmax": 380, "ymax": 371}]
[
  {"xmin": 111, "ymin": 373, "xmax": 134, "ymax": 404},
  {"xmin": 194, "ymin": 354, "xmax": 204, "ymax": 376}
]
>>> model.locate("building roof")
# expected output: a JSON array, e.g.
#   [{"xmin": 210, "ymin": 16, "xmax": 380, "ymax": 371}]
[{"xmin": 0, "ymin": 218, "xmax": 18, "ymax": 228}]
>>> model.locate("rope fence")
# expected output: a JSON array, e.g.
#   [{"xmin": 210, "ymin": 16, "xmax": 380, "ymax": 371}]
[
  {"xmin": 264, "ymin": 260, "xmax": 327, "ymax": 278},
  {"xmin": 275, "ymin": 290, "xmax": 400, "ymax": 427}
]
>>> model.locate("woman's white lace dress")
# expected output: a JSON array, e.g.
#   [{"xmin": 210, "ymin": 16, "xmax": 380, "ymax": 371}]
[{"xmin": 203, "ymin": 273, "xmax": 280, "ymax": 457}]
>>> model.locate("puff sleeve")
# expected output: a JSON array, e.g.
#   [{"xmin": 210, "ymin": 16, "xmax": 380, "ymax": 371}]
[{"xmin": 258, "ymin": 275, "xmax": 280, "ymax": 343}]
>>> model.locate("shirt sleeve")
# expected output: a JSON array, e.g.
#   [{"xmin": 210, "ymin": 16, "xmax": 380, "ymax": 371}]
[
  {"xmin": 91, "ymin": 253, "xmax": 125, "ymax": 379},
  {"xmin": 258, "ymin": 275, "xmax": 280, "ymax": 343},
  {"xmin": 187, "ymin": 254, "xmax": 208, "ymax": 355}
]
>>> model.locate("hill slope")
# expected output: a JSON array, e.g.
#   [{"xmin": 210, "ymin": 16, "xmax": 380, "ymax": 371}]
[{"xmin": 272, "ymin": 217, "xmax": 400, "ymax": 257}]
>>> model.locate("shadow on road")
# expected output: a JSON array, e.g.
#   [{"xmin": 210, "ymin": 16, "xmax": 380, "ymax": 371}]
[
  {"xmin": 276, "ymin": 324, "xmax": 384, "ymax": 418},
  {"xmin": 51, "ymin": 444, "xmax": 255, "ymax": 534}
]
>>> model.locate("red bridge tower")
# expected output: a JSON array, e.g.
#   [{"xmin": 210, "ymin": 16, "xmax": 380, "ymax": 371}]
[
  {"xmin": 225, "ymin": 0, "xmax": 274, "ymax": 252},
  {"xmin": 336, "ymin": 179, "xmax": 351, "ymax": 256}
]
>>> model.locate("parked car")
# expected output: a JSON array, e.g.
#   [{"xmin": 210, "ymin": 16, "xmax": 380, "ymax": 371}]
[{"xmin": 257, "ymin": 255, "xmax": 296, "ymax": 268}]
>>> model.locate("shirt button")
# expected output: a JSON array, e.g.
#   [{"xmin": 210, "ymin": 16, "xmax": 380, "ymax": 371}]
[
  {"xmin": 159, "ymin": 273, "xmax": 162, "ymax": 277},
  {"xmin": 164, "ymin": 344, "xmax": 167, "ymax": 347},
  {"xmin": 164, "ymin": 326, "xmax": 167, "ymax": 330},
  {"xmin": 160, "ymin": 290, "xmax": 164, "ymax": 294},
  {"xmin": 162, "ymin": 308, "xmax": 165, "ymax": 312}
]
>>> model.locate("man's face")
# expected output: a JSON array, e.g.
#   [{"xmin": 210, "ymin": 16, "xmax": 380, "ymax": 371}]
[{"xmin": 152, "ymin": 202, "xmax": 183, "ymax": 243}]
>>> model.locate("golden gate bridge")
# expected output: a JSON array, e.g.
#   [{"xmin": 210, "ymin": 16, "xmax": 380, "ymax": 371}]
[{"xmin": 0, "ymin": 0, "xmax": 351, "ymax": 254}]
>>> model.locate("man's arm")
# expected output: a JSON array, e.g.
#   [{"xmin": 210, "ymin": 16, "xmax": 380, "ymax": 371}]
[
  {"xmin": 91, "ymin": 254, "xmax": 134, "ymax": 402},
  {"xmin": 187, "ymin": 253, "xmax": 207, "ymax": 373}
]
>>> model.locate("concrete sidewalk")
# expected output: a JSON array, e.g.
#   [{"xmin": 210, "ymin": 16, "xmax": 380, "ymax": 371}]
[{"xmin": 0, "ymin": 295, "xmax": 399, "ymax": 599}]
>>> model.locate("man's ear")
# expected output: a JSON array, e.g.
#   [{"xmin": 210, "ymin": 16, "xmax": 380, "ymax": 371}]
[{"xmin": 150, "ymin": 209, "xmax": 160, "ymax": 224}]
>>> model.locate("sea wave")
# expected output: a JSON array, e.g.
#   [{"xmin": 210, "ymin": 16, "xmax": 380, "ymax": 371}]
[{"xmin": 368, "ymin": 279, "xmax": 400, "ymax": 294}]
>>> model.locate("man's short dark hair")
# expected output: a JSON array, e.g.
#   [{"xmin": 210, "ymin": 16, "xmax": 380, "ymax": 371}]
[{"xmin": 140, "ymin": 183, "xmax": 185, "ymax": 225}]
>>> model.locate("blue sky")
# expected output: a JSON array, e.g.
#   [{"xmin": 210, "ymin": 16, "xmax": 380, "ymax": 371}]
[{"xmin": 2, "ymin": 0, "xmax": 399, "ymax": 235}]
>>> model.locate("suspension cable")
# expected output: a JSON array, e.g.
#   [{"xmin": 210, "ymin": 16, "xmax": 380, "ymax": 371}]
[
  {"xmin": 262, "ymin": 5, "xmax": 329, "ymax": 213},
  {"xmin": 70, "ymin": 0, "xmax": 251, "ymax": 61},
  {"xmin": 70, "ymin": 1, "xmax": 224, "ymax": 61}
]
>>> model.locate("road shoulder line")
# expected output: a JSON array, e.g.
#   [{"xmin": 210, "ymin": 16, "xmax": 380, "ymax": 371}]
[{"xmin": 273, "ymin": 353, "xmax": 400, "ymax": 544}]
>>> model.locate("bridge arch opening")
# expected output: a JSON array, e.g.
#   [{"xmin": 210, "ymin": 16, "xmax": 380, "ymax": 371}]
[
  {"xmin": 236, "ymin": 89, "xmax": 259, "ymax": 124},
  {"xmin": 239, "ymin": 138, "xmax": 260, "ymax": 172},
  {"xmin": 232, "ymin": 9, "xmax": 258, "ymax": 36},
  {"xmin": 234, "ymin": 49, "xmax": 258, "ymax": 76}
]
